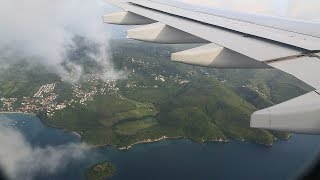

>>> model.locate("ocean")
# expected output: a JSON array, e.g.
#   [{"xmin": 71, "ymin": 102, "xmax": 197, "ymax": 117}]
[{"xmin": 1, "ymin": 113, "xmax": 320, "ymax": 180}]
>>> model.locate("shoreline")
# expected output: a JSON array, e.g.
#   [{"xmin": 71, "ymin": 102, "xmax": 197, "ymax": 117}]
[
  {"xmin": 0, "ymin": 111, "xmax": 35, "ymax": 115},
  {"xmin": 117, "ymin": 136, "xmax": 230, "ymax": 150},
  {"xmin": 37, "ymin": 118, "xmax": 83, "ymax": 139},
  {"xmin": 0, "ymin": 111, "xmax": 82, "ymax": 139},
  {"xmin": 0, "ymin": 111, "xmax": 285, "ymax": 150},
  {"xmin": 92, "ymin": 136, "xmax": 230, "ymax": 151},
  {"xmin": 118, "ymin": 136, "xmax": 186, "ymax": 150}
]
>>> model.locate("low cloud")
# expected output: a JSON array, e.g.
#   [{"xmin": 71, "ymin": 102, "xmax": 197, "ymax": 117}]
[
  {"xmin": 175, "ymin": 0, "xmax": 320, "ymax": 20},
  {"xmin": 286, "ymin": 0, "xmax": 320, "ymax": 20},
  {"xmin": 0, "ymin": 0, "xmax": 125, "ymax": 83},
  {"xmin": 0, "ymin": 124, "xmax": 90, "ymax": 180},
  {"xmin": 177, "ymin": 0, "xmax": 274, "ymax": 14}
]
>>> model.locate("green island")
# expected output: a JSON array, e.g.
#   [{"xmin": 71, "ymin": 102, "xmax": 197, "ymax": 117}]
[
  {"xmin": 85, "ymin": 162, "xmax": 116, "ymax": 180},
  {"xmin": 0, "ymin": 37, "xmax": 312, "ymax": 149}
]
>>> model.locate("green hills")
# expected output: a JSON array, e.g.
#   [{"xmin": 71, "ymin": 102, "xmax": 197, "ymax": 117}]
[{"xmin": 0, "ymin": 39, "xmax": 312, "ymax": 148}]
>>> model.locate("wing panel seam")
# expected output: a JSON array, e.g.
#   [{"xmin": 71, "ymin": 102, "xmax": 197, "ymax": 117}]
[
  {"xmin": 131, "ymin": 0, "xmax": 320, "ymax": 38},
  {"xmin": 265, "ymin": 52, "xmax": 320, "ymax": 64},
  {"xmin": 128, "ymin": 2, "xmax": 307, "ymax": 51}
]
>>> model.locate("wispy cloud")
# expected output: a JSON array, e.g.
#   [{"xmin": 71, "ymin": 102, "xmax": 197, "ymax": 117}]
[
  {"xmin": 286, "ymin": 0, "xmax": 320, "ymax": 20},
  {"xmin": 0, "ymin": 0, "xmax": 125, "ymax": 83},
  {"xmin": 0, "ymin": 123, "xmax": 90, "ymax": 180},
  {"xmin": 175, "ymin": 0, "xmax": 320, "ymax": 20}
]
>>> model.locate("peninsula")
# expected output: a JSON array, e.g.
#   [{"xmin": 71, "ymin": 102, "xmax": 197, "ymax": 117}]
[{"xmin": 1, "ymin": 39, "xmax": 308, "ymax": 148}]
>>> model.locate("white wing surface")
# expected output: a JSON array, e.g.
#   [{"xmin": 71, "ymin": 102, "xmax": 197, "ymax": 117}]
[{"xmin": 103, "ymin": 0, "xmax": 320, "ymax": 134}]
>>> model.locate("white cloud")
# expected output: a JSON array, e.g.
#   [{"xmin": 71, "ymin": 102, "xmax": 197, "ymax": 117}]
[
  {"xmin": 172, "ymin": 0, "xmax": 285, "ymax": 15},
  {"xmin": 174, "ymin": 0, "xmax": 320, "ymax": 20},
  {"xmin": 0, "ymin": 0, "xmax": 125, "ymax": 82},
  {"xmin": 0, "ymin": 124, "xmax": 90, "ymax": 180},
  {"xmin": 286, "ymin": 0, "xmax": 320, "ymax": 20}
]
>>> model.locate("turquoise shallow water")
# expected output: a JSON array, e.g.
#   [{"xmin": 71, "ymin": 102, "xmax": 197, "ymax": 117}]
[{"xmin": 1, "ymin": 113, "xmax": 320, "ymax": 180}]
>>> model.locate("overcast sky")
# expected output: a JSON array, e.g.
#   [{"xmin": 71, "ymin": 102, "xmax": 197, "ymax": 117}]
[
  {"xmin": 170, "ymin": 0, "xmax": 320, "ymax": 21},
  {"xmin": 0, "ymin": 0, "xmax": 126, "ymax": 83}
]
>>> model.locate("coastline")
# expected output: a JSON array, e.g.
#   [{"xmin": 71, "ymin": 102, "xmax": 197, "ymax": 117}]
[
  {"xmin": 0, "ymin": 111, "xmax": 82, "ymax": 139},
  {"xmin": 0, "ymin": 111, "xmax": 284, "ymax": 150},
  {"xmin": 118, "ymin": 136, "xmax": 186, "ymax": 150},
  {"xmin": 0, "ymin": 111, "xmax": 35, "ymax": 116},
  {"xmin": 91, "ymin": 136, "xmax": 230, "ymax": 151},
  {"xmin": 37, "ymin": 117, "xmax": 83, "ymax": 139},
  {"xmin": 117, "ymin": 136, "xmax": 230, "ymax": 150}
]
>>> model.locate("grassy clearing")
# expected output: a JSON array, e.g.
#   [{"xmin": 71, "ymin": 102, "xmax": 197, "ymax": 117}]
[{"xmin": 114, "ymin": 117, "xmax": 158, "ymax": 135}]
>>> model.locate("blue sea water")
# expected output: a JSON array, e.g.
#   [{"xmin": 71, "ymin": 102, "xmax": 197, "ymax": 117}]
[{"xmin": 1, "ymin": 113, "xmax": 320, "ymax": 180}]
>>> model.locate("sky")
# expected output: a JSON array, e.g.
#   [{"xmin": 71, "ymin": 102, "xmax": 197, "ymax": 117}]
[
  {"xmin": 0, "ymin": 0, "xmax": 125, "ymax": 83},
  {"xmin": 0, "ymin": 0, "xmax": 318, "ymax": 76},
  {"xmin": 174, "ymin": 0, "xmax": 320, "ymax": 20}
]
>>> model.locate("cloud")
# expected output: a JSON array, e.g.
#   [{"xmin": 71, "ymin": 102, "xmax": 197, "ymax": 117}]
[
  {"xmin": 173, "ymin": 0, "xmax": 284, "ymax": 15},
  {"xmin": 0, "ymin": 123, "xmax": 90, "ymax": 180},
  {"xmin": 174, "ymin": 0, "xmax": 320, "ymax": 20},
  {"xmin": 287, "ymin": 0, "xmax": 320, "ymax": 20},
  {"xmin": 0, "ymin": 0, "xmax": 125, "ymax": 82}
]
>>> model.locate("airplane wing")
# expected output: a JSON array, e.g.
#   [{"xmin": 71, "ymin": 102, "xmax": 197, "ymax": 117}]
[{"xmin": 103, "ymin": 0, "xmax": 320, "ymax": 134}]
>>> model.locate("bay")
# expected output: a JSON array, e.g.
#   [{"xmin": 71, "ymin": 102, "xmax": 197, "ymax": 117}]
[{"xmin": 1, "ymin": 113, "xmax": 320, "ymax": 180}]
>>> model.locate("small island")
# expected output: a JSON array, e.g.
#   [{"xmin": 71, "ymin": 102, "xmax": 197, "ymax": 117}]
[{"xmin": 85, "ymin": 162, "xmax": 116, "ymax": 180}]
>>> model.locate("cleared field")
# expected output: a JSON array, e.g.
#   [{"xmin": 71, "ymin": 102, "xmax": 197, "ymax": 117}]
[{"xmin": 114, "ymin": 117, "xmax": 158, "ymax": 135}]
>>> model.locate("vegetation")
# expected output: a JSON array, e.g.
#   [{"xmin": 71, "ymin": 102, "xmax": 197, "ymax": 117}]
[
  {"xmin": 0, "ymin": 61, "xmax": 59, "ymax": 98},
  {"xmin": 85, "ymin": 162, "xmax": 116, "ymax": 180},
  {"xmin": 1, "ymin": 39, "xmax": 309, "ymax": 148},
  {"xmin": 114, "ymin": 117, "xmax": 158, "ymax": 135},
  {"xmin": 44, "ymin": 94, "xmax": 160, "ymax": 146},
  {"xmin": 234, "ymin": 87, "xmax": 273, "ymax": 110}
]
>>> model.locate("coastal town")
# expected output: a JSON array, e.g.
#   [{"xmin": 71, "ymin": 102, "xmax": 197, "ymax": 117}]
[
  {"xmin": 0, "ymin": 77, "xmax": 120, "ymax": 117},
  {"xmin": 0, "ymin": 55, "xmax": 194, "ymax": 118}
]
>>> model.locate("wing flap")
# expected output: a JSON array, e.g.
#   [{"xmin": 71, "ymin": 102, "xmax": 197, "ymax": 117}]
[
  {"xmin": 131, "ymin": 0, "xmax": 320, "ymax": 50},
  {"xmin": 251, "ymin": 90, "xmax": 320, "ymax": 134},
  {"xmin": 268, "ymin": 56, "xmax": 320, "ymax": 89},
  {"xmin": 105, "ymin": 0, "xmax": 319, "ymax": 88},
  {"xmin": 127, "ymin": 22, "xmax": 208, "ymax": 43},
  {"xmin": 104, "ymin": 0, "xmax": 320, "ymax": 134},
  {"xmin": 105, "ymin": 0, "xmax": 305, "ymax": 62},
  {"xmin": 171, "ymin": 43, "xmax": 269, "ymax": 69},
  {"xmin": 103, "ymin": 11, "xmax": 155, "ymax": 25}
]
